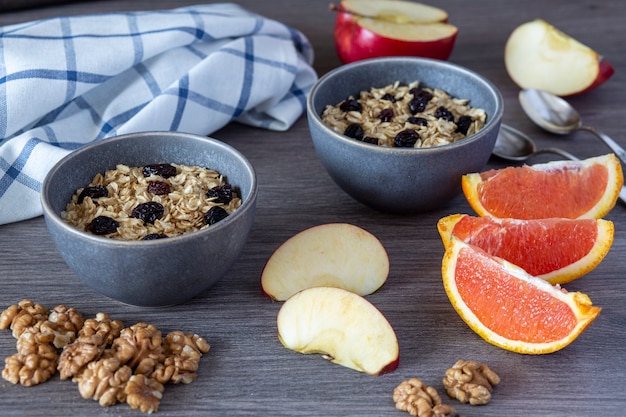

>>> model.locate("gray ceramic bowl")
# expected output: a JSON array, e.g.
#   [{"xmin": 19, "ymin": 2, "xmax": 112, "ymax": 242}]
[
  {"xmin": 307, "ymin": 57, "xmax": 503, "ymax": 213},
  {"xmin": 41, "ymin": 132, "xmax": 257, "ymax": 307}
]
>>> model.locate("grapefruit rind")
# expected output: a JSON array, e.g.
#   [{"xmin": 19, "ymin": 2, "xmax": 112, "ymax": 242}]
[
  {"xmin": 461, "ymin": 154, "xmax": 623, "ymax": 219},
  {"xmin": 437, "ymin": 214, "xmax": 615, "ymax": 285},
  {"xmin": 539, "ymin": 219, "xmax": 613, "ymax": 284},
  {"xmin": 441, "ymin": 238, "xmax": 601, "ymax": 354},
  {"xmin": 437, "ymin": 213, "xmax": 466, "ymax": 248}
]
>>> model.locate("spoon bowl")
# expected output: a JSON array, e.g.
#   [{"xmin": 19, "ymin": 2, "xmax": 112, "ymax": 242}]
[
  {"xmin": 494, "ymin": 124, "xmax": 578, "ymax": 162},
  {"xmin": 519, "ymin": 88, "xmax": 626, "ymax": 164}
]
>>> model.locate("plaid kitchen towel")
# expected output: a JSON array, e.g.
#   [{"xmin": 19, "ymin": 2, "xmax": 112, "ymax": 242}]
[{"xmin": 0, "ymin": 3, "xmax": 317, "ymax": 225}]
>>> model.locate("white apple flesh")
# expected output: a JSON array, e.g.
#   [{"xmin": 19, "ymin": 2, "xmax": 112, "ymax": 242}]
[
  {"xmin": 339, "ymin": 0, "xmax": 449, "ymax": 24},
  {"xmin": 334, "ymin": 0, "xmax": 458, "ymax": 64},
  {"xmin": 276, "ymin": 286, "xmax": 399, "ymax": 375},
  {"xmin": 261, "ymin": 223, "xmax": 389, "ymax": 301},
  {"xmin": 504, "ymin": 19, "xmax": 614, "ymax": 96}
]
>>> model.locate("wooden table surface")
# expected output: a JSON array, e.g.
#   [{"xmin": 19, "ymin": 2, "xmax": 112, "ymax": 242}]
[{"xmin": 1, "ymin": 1, "xmax": 625, "ymax": 416}]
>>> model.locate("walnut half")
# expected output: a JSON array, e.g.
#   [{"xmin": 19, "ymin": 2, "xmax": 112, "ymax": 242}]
[
  {"xmin": 443, "ymin": 360, "xmax": 501, "ymax": 405},
  {"xmin": 2, "ymin": 309, "xmax": 59, "ymax": 386},
  {"xmin": 58, "ymin": 334, "xmax": 106, "ymax": 380},
  {"xmin": 75, "ymin": 357, "xmax": 132, "ymax": 407},
  {"xmin": 0, "ymin": 299, "xmax": 48, "ymax": 339},
  {"xmin": 108, "ymin": 322, "xmax": 164, "ymax": 379},
  {"xmin": 125, "ymin": 374, "xmax": 164, "ymax": 414},
  {"xmin": 151, "ymin": 331, "xmax": 210, "ymax": 384},
  {"xmin": 393, "ymin": 377, "xmax": 460, "ymax": 417},
  {"xmin": 40, "ymin": 305, "xmax": 85, "ymax": 349},
  {"xmin": 2, "ymin": 334, "xmax": 58, "ymax": 387},
  {"xmin": 58, "ymin": 312, "xmax": 125, "ymax": 380},
  {"xmin": 79, "ymin": 312, "xmax": 124, "ymax": 346}
]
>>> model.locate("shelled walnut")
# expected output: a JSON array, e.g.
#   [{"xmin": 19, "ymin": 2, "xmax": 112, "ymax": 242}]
[
  {"xmin": 40, "ymin": 305, "xmax": 85, "ymax": 349},
  {"xmin": 2, "ymin": 329, "xmax": 58, "ymax": 386},
  {"xmin": 109, "ymin": 322, "xmax": 164, "ymax": 372},
  {"xmin": 58, "ymin": 334, "xmax": 107, "ymax": 380},
  {"xmin": 1, "ymin": 300, "xmax": 210, "ymax": 414},
  {"xmin": 393, "ymin": 377, "xmax": 460, "ymax": 417},
  {"xmin": 79, "ymin": 312, "xmax": 124, "ymax": 345},
  {"xmin": 0, "ymin": 304, "xmax": 17, "ymax": 329},
  {"xmin": 0, "ymin": 302, "xmax": 65, "ymax": 387},
  {"xmin": 58, "ymin": 312, "xmax": 125, "ymax": 380},
  {"xmin": 443, "ymin": 360, "xmax": 501, "ymax": 405},
  {"xmin": 0, "ymin": 299, "xmax": 48, "ymax": 338},
  {"xmin": 16, "ymin": 322, "xmax": 56, "ymax": 349},
  {"xmin": 152, "ymin": 331, "xmax": 211, "ymax": 384},
  {"xmin": 125, "ymin": 374, "xmax": 165, "ymax": 414},
  {"xmin": 75, "ymin": 357, "xmax": 133, "ymax": 407}
]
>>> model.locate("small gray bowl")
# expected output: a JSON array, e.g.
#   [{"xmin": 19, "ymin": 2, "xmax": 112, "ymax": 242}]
[
  {"xmin": 307, "ymin": 57, "xmax": 503, "ymax": 213},
  {"xmin": 41, "ymin": 132, "xmax": 257, "ymax": 307}
]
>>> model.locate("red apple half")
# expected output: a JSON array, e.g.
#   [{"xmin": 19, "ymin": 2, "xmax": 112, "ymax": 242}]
[
  {"xmin": 504, "ymin": 19, "xmax": 614, "ymax": 96},
  {"xmin": 277, "ymin": 286, "xmax": 399, "ymax": 375},
  {"xmin": 334, "ymin": 0, "xmax": 458, "ymax": 64}
]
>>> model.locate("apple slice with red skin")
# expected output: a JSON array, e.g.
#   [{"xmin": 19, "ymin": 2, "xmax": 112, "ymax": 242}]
[
  {"xmin": 277, "ymin": 286, "xmax": 399, "ymax": 375},
  {"xmin": 261, "ymin": 223, "xmax": 389, "ymax": 301},
  {"xmin": 333, "ymin": 0, "xmax": 458, "ymax": 64},
  {"xmin": 505, "ymin": 19, "xmax": 614, "ymax": 97}
]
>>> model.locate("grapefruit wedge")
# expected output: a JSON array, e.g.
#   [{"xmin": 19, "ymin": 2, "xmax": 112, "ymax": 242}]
[
  {"xmin": 441, "ymin": 238, "xmax": 601, "ymax": 354},
  {"xmin": 462, "ymin": 154, "xmax": 623, "ymax": 219},
  {"xmin": 437, "ymin": 214, "xmax": 614, "ymax": 285}
]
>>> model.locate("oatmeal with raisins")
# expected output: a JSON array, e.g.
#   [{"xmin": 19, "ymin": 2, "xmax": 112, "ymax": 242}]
[
  {"xmin": 321, "ymin": 81, "xmax": 487, "ymax": 148},
  {"xmin": 62, "ymin": 163, "xmax": 241, "ymax": 241}
]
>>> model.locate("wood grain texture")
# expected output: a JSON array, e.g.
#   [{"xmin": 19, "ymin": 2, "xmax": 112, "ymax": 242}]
[
  {"xmin": 0, "ymin": 0, "xmax": 85, "ymax": 12},
  {"xmin": 1, "ymin": 1, "xmax": 625, "ymax": 416}
]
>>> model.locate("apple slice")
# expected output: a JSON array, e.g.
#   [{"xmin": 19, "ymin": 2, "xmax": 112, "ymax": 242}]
[
  {"xmin": 339, "ymin": 0, "xmax": 449, "ymax": 24},
  {"xmin": 277, "ymin": 286, "xmax": 399, "ymax": 375},
  {"xmin": 333, "ymin": 0, "xmax": 458, "ymax": 64},
  {"xmin": 504, "ymin": 19, "xmax": 614, "ymax": 96},
  {"xmin": 261, "ymin": 223, "xmax": 389, "ymax": 301}
]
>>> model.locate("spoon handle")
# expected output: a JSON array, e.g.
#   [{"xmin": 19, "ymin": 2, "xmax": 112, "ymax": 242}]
[
  {"xmin": 579, "ymin": 126, "xmax": 626, "ymax": 165},
  {"xmin": 534, "ymin": 148, "xmax": 580, "ymax": 161},
  {"xmin": 620, "ymin": 188, "xmax": 626, "ymax": 207}
]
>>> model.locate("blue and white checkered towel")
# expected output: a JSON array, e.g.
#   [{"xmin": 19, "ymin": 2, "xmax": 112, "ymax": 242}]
[{"xmin": 0, "ymin": 3, "xmax": 317, "ymax": 225}]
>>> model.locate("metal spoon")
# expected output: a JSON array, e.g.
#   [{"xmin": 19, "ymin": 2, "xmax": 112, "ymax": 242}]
[
  {"xmin": 518, "ymin": 88, "xmax": 626, "ymax": 165},
  {"xmin": 494, "ymin": 124, "xmax": 626, "ymax": 205},
  {"xmin": 494, "ymin": 124, "xmax": 579, "ymax": 162}
]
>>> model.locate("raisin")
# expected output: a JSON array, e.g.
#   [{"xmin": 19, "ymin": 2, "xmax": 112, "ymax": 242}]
[
  {"xmin": 344, "ymin": 123, "xmax": 364, "ymax": 140},
  {"xmin": 408, "ymin": 87, "xmax": 423, "ymax": 96},
  {"xmin": 207, "ymin": 184, "xmax": 233, "ymax": 204},
  {"xmin": 378, "ymin": 108, "xmax": 394, "ymax": 123},
  {"xmin": 142, "ymin": 233, "xmax": 168, "ymax": 240},
  {"xmin": 77, "ymin": 186, "xmax": 108, "ymax": 204},
  {"xmin": 434, "ymin": 106, "xmax": 455, "ymax": 122},
  {"xmin": 204, "ymin": 206, "xmax": 229, "ymax": 225},
  {"xmin": 381, "ymin": 93, "xmax": 397, "ymax": 103},
  {"xmin": 142, "ymin": 164, "xmax": 177, "ymax": 178},
  {"xmin": 339, "ymin": 98, "xmax": 362, "ymax": 112},
  {"xmin": 131, "ymin": 202, "xmax": 164, "ymax": 224},
  {"xmin": 362, "ymin": 136, "xmax": 379, "ymax": 145},
  {"xmin": 147, "ymin": 181, "xmax": 171, "ymax": 195},
  {"xmin": 455, "ymin": 115, "xmax": 473, "ymax": 135},
  {"xmin": 408, "ymin": 98, "xmax": 425, "ymax": 114},
  {"xmin": 408, "ymin": 89, "xmax": 433, "ymax": 114},
  {"xmin": 87, "ymin": 216, "xmax": 119, "ymax": 235},
  {"xmin": 394, "ymin": 129, "xmax": 420, "ymax": 147},
  {"xmin": 407, "ymin": 117, "xmax": 428, "ymax": 126}
]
